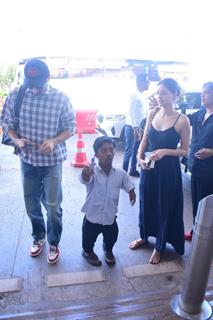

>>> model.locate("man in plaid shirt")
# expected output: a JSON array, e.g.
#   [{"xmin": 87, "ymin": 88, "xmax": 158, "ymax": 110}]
[{"xmin": 1, "ymin": 59, "xmax": 75, "ymax": 264}]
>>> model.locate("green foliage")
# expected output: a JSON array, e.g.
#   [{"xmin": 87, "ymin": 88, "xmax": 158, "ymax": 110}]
[{"xmin": 0, "ymin": 64, "xmax": 17, "ymax": 97}]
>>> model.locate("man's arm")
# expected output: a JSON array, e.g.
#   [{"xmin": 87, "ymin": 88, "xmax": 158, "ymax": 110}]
[
  {"xmin": 194, "ymin": 148, "xmax": 213, "ymax": 159},
  {"xmin": 39, "ymin": 95, "xmax": 76, "ymax": 154},
  {"xmin": 38, "ymin": 130, "xmax": 73, "ymax": 154},
  {"xmin": 1, "ymin": 91, "xmax": 15, "ymax": 131},
  {"xmin": 7, "ymin": 129, "xmax": 31, "ymax": 149},
  {"xmin": 59, "ymin": 97, "xmax": 76, "ymax": 134},
  {"xmin": 1, "ymin": 89, "xmax": 30, "ymax": 149},
  {"xmin": 130, "ymin": 99, "xmax": 143, "ymax": 128},
  {"xmin": 81, "ymin": 165, "xmax": 94, "ymax": 182}
]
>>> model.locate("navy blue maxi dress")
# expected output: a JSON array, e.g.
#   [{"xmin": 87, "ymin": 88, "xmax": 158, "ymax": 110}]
[{"xmin": 139, "ymin": 119, "xmax": 185, "ymax": 255}]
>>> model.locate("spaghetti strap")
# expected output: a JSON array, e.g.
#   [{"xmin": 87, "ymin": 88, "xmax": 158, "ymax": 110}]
[{"xmin": 173, "ymin": 114, "xmax": 181, "ymax": 127}]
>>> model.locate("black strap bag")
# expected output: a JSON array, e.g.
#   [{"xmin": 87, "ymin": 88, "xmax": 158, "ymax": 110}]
[{"xmin": 1, "ymin": 85, "xmax": 26, "ymax": 148}]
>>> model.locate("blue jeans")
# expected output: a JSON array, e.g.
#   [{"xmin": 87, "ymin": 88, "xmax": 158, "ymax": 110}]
[
  {"xmin": 21, "ymin": 161, "xmax": 63, "ymax": 246},
  {"xmin": 122, "ymin": 125, "xmax": 140, "ymax": 172}
]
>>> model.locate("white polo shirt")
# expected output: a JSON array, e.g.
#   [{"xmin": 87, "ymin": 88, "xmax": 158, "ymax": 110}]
[{"xmin": 125, "ymin": 90, "xmax": 148, "ymax": 127}]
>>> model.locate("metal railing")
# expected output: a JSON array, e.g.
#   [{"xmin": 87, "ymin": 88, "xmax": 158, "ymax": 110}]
[{"xmin": 170, "ymin": 194, "xmax": 213, "ymax": 320}]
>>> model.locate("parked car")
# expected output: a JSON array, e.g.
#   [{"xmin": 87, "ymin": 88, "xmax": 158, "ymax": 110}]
[
  {"xmin": 96, "ymin": 111, "xmax": 126, "ymax": 144},
  {"xmin": 176, "ymin": 90, "xmax": 201, "ymax": 114},
  {"xmin": 96, "ymin": 91, "xmax": 202, "ymax": 143}
]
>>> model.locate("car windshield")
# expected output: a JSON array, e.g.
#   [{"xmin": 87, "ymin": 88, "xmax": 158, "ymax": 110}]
[{"xmin": 178, "ymin": 92, "xmax": 201, "ymax": 110}]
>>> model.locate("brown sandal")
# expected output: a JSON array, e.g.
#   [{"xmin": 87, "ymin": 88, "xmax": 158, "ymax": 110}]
[
  {"xmin": 82, "ymin": 250, "xmax": 102, "ymax": 266},
  {"xmin": 149, "ymin": 249, "xmax": 161, "ymax": 264},
  {"xmin": 129, "ymin": 239, "xmax": 145, "ymax": 250}
]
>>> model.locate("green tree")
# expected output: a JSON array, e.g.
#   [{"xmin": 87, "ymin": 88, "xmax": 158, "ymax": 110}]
[{"xmin": 0, "ymin": 64, "xmax": 16, "ymax": 98}]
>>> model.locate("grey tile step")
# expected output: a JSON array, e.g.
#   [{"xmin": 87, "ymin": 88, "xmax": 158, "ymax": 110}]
[{"xmin": 0, "ymin": 286, "xmax": 212, "ymax": 320}]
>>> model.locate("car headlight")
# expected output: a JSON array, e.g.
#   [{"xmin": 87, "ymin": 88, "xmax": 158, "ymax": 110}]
[{"xmin": 105, "ymin": 114, "xmax": 126, "ymax": 121}]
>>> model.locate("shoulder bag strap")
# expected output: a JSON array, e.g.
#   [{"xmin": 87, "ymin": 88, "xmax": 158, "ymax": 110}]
[{"xmin": 14, "ymin": 85, "xmax": 26, "ymax": 131}]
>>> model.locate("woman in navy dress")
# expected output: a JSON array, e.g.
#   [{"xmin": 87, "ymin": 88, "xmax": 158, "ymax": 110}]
[{"xmin": 129, "ymin": 78, "xmax": 190, "ymax": 264}]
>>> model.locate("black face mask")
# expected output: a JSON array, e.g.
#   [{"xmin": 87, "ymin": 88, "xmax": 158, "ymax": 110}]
[{"xmin": 23, "ymin": 78, "xmax": 47, "ymax": 90}]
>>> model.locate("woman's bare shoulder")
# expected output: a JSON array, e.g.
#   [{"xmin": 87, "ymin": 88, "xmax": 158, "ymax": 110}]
[
  {"xmin": 178, "ymin": 113, "xmax": 190, "ymax": 124},
  {"xmin": 175, "ymin": 112, "xmax": 190, "ymax": 129}
]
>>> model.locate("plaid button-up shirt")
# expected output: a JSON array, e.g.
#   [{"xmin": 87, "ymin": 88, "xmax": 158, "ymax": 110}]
[{"xmin": 1, "ymin": 85, "xmax": 75, "ymax": 166}]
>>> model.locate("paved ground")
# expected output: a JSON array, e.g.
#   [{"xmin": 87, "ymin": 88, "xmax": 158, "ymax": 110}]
[{"xmin": 0, "ymin": 133, "xmax": 212, "ymax": 319}]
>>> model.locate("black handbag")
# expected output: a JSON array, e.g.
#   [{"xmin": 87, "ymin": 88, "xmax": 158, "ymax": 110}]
[{"xmin": 1, "ymin": 85, "xmax": 26, "ymax": 147}]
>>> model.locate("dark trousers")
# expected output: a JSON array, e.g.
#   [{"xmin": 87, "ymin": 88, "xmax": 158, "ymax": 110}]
[
  {"xmin": 191, "ymin": 174, "xmax": 213, "ymax": 222},
  {"xmin": 82, "ymin": 216, "xmax": 118, "ymax": 253}
]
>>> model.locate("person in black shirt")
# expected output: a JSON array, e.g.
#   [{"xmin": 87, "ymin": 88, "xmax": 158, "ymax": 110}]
[{"xmin": 185, "ymin": 82, "xmax": 213, "ymax": 241}]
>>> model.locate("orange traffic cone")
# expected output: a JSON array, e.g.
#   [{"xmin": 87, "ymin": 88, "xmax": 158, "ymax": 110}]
[{"xmin": 71, "ymin": 131, "xmax": 89, "ymax": 167}]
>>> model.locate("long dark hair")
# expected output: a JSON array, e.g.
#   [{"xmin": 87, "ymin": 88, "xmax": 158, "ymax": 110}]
[{"xmin": 158, "ymin": 78, "xmax": 181, "ymax": 96}]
